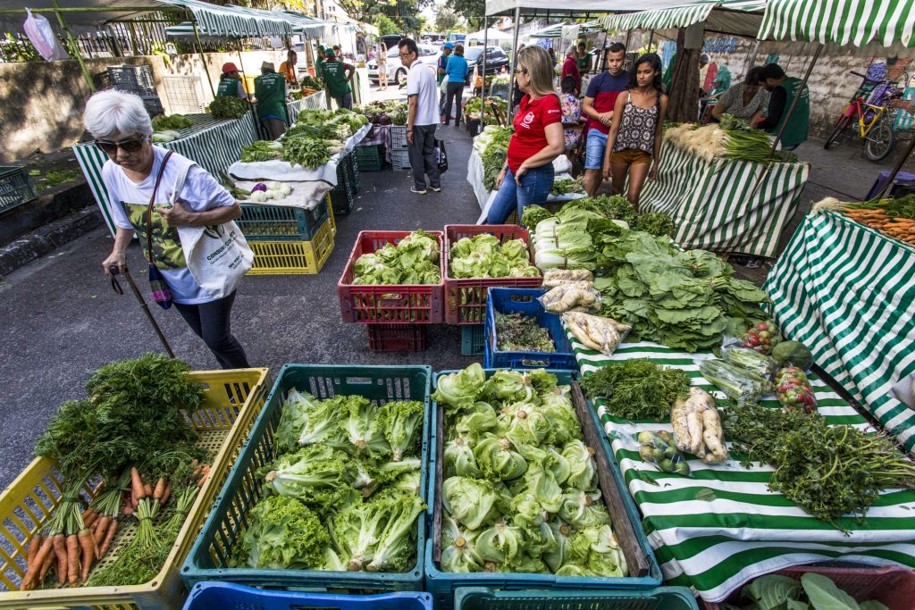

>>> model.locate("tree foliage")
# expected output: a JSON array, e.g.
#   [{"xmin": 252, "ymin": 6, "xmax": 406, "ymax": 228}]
[
  {"xmin": 375, "ymin": 14, "xmax": 401, "ymax": 35},
  {"xmin": 447, "ymin": 0, "xmax": 484, "ymax": 29},
  {"xmin": 435, "ymin": 7, "xmax": 462, "ymax": 32}
]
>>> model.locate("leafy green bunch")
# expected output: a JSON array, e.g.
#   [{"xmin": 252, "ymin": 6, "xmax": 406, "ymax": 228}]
[{"xmin": 353, "ymin": 230, "xmax": 441, "ymax": 285}]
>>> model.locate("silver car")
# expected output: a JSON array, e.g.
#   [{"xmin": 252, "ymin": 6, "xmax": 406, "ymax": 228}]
[{"xmin": 368, "ymin": 44, "xmax": 440, "ymax": 86}]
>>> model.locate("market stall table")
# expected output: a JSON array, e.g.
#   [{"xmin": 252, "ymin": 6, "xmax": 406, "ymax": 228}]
[
  {"xmin": 764, "ymin": 210, "xmax": 915, "ymax": 452},
  {"xmin": 285, "ymin": 90, "xmax": 327, "ymax": 124},
  {"xmin": 74, "ymin": 111, "xmax": 259, "ymax": 235},
  {"xmin": 638, "ymin": 140, "xmax": 810, "ymax": 258},
  {"xmin": 570, "ymin": 335, "xmax": 915, "ymax": 604}
]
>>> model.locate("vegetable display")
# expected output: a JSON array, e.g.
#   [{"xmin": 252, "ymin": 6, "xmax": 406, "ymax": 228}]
[
  {"xmin": 562, "ymin": 312, "xmax": 630, "ymax": 356},
  {"xmin": 26, "ymin": 354, "xmax": 212, "ymax": 589},
  {"xmin": 724, "ymin": 572, "xmax": 891, "ymax": 610},
  {"xmin": 232, "ymin": 390, "xmax": 426, "ymax": 572},
  {"xmin": 581, "ymin": 359, "xmax": 691, "ymax": 421},
  {"xmin": 448, "ymin": 233, "xmax": 539, "ymax": 279},
  {"xmin": 699, "ymin": 359, "xmax": 773, "ymax": 403},
  {"xmin": 739, "ymin": 321, "xmax": 781, "ymax": 355},
  {"xmin": 495, "ymin": 313, "xmax": 556, "ymax": 353},
  {"xmin": 208, "ymin": 96, "xmax": 249, "ymax": 120},
  {"xmin": 637, "ymin": 431, "xmax": 690, "ymax": 475},
  {"xmin": 472, "ymin": 125, "xmax": 513, "ymax": 190},
  {"xmin": 463, "ymin": 96, "xmax": 509, "ymax": 125},
  {"xmin": 774, "ymin": 366, "xmax": 818, "ymax": 414},
  {"xmin": 670, "ymin": 387, "xmax": 727, "ymax": 464},
  {"xmin": 664, "ymin": 123, "xmax": 798, "ymax": 164},
  {"xmin": 550, "ymin": 178, "xmax": 585, "ymax": 196},
  {"xmin": 433, "ymin": 365, "xmax": 628, "ymax": 577},
  {"xmin": 353, "ymin": 230, "xmax": 441, "ymax": 285},
  {"xmin": 723, "ymin": 401, "xmax": 915, "ymax": 527},
  {"xmin": 818, "ymin": 194, "xmax": 915, "ymax": 246},
  {"xmin": 772, "ymin": 340, "xmax": 813, "ymax": 370},
  {"xmin": 151, "ymin": 114, "xmax": 192, "ymax": 131}
]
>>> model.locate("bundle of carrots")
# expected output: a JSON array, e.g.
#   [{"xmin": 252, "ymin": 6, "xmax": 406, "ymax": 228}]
[{"xmin": 842, "ymin": 207, "xmax": 915, "ymax": 246}]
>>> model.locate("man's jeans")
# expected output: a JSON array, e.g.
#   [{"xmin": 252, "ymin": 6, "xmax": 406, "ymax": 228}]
[{"xmin": 409, "ymin": 124, "xmax": 441, "ymax": 190}]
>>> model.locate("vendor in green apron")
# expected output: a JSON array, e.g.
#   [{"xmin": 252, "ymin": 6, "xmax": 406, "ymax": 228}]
[
  {"xmin": 323, "ymin": 48, "xmax": 355, "ymax": 109},
  {"xmin": 217, "ymin": 62, "xmax": 247, "ymax": 99},
  {"xmin": 254, "ymin": 61, "xmax": 288, "ymax": 140},
  {"xmin": 315, "ymin": 45, "xmax": 327, "ymax": 80},
  {"xmin": 757, "ymin": 63, "xmax": 810, "ymax": 150}
]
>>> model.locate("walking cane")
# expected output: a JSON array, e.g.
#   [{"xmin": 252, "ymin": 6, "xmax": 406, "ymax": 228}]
[{"xmin": 108, "ymin": 265, "xmax": 176, "ymax": 358}]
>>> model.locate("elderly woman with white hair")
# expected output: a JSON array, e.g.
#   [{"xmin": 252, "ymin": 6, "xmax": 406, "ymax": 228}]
[{"xmin": 84, "ymin": 89, "xmax": 250, "ymax": 369}]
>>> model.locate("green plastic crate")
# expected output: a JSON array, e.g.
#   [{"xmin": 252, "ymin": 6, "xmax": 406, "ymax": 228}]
[
  {"xmin": 237, "ymin": 198, "xmax": 329, "ymax": 241},
  {"xmin": 182, "ymin": 364, "xmax": 432, "ymax": 592},
  {"xmin": 425, "ymin": 369, "xmax": 662, "ymax": 610},
  {"xmin": 355, "ymin": 144, "xmax": 384, "ymax": 171},
  {"xmin": 453, "ymin": 587, "xmax": 699, "ymax": 610},
  {"xmin": 460, "ymin": 325, "xmax": 485, "ymax": 356}
]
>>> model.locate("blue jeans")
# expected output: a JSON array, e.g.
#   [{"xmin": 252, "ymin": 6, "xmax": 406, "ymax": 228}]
[{"xmin": 485, "ymin": 164, "xmax": 555, "ymax": 224}]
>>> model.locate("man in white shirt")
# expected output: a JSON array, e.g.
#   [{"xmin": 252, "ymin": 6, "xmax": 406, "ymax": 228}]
[{"xmin": 399, "ymin": 37, "xmax": 441, "ymax": 195}]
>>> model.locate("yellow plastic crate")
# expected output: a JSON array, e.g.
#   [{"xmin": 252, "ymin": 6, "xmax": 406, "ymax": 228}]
[
  {"xmin": 325, "ymin": 194, "xmax": 337, "ymax": 238},
  {"xmin": 0, "ymin": 368, "xmax": 271, "ymax": 610},
  {"xmin": 247, "ymin": 213, "xmax": 335, "ymax": 275}
]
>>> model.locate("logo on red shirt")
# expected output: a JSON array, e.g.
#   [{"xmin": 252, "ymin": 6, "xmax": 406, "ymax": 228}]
[{"xmin": 519, "ymin": 111, "xmax": 535, "ymax": 129}]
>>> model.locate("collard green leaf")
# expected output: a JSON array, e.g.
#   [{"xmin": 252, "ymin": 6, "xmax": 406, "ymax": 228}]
[
  {"xmin": 858, "ymin": 602, "xmax": 889, "ymax": 610},
  {"xmin": 801, "ymin": 573, "xmax": 861, "ymax": 610},
  {"xmin": 742, "ymin": 575, "xmax": 803, "ymax": 610}
]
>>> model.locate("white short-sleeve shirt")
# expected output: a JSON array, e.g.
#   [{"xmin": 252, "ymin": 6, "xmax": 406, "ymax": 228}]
[{"xmin": 406, "ymin": 60, "xmax": 439, "ymax": 127}]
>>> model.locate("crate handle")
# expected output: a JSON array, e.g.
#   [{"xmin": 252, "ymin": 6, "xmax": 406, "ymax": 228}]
[
  {"xmin": 520, "ymin": 359, "xmax": 549, "ymax": 367},
  {"xmin": 344, "ymin": 376, "xmax": 373, "ymax": 385}
]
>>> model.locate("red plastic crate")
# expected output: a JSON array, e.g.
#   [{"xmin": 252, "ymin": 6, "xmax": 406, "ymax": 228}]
[
  {"xmin": 338, "ymin": 230, "xmax": 444, "ymax": 324},
  {"xmin": 366, "ymin": 324, "xmax": 429, "ymax": 352},
  {"xmin": 443, "ymin": 224, "xmax": 542, "ymax": 325},
  {"xmin": 703, "ymin": 564, "xmax": 915, "ymax": 610}
]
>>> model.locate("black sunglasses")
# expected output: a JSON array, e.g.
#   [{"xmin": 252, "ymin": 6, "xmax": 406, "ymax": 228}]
[{"xmin": 95, "ymin": 135, "xmax": 146, "ymax": 155}]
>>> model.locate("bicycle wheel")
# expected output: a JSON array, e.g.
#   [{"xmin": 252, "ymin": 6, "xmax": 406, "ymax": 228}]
[
  {"xmin": 864, "ymin": 119, "xmax": 896, "ymax": 161},
  {"xmin": 824, "ymin": 114, "xmax": 851, "ymax": 149}
]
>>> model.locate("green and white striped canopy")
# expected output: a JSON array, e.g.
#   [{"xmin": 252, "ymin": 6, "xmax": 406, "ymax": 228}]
[
  {"xmin": 157, "ymin": 0, "xmax": 297, "ymax": 37},
  {"xmin": 758, "ymin": 0, "xmax": 915, "ymax": 47},
  {"xmin": 599, "ymin": 0, "xmax": 767, "ymax": 36}
]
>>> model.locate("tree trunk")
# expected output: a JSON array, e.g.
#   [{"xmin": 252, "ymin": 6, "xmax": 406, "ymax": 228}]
[{"xmin": 667, "ymin": 29, "xmax": 701, "ymax": 123}]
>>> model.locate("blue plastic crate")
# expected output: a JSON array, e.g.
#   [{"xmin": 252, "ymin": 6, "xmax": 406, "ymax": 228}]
[
  {"xmin": 183, "ymin": 582, "xmax": 433, "ymax": 610},
  {"xmin": 182, "ymin": 364, "xmax": 432, "ymax": 592},
  {"xmin": 453, "ymin": 586, "xmax": 699, "ymax": 610},
  {"xmin": 426, "ymin": 369, "xmax": 662, "ymax": 610},
  {"xmin": 484, "ymin": 287, "xmax": 576, "ymax": 370},
  {"xmin": 237, "ymin": 197, "xmax": 330, "ymax": 241}
]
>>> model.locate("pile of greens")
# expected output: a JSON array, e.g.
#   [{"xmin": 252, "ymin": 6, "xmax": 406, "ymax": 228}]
[
  {"xmin": 241, "ymin": 140, "xmax": 284, "ymax": 162},
  {"xmin": 296, "ymin": 107, "xmax": 368, "ymax": 136},
  {"xmin": 449, "ymin": 233, "xmax": 539, "ymax": 279},
  {"xmin": 723, "ymin": 402, "xmax": 915, "ymax": 527},
  {"xmin": 581, "ymin": 359, "xmax": 691, "ymax": 421},
  {"xmin": 432, "ymin": 364, "xmax": 628, "ymax": 576},
  {"xmin": 496, "ymin": 313, "xmax": 556, "ymax": 353},
  {"xmin": 550, "ymin": 178, "xmax": 585, "ymax": 196},
  {"xmin": 353, "ymin": 230, "xmax": 441, "ymax": 285},
  {"xmin": 463, "ymin": 97, "xmax": 509, "ymax": 125},
  {"xmin": 724, "ymin": 571, "xmax": 891, "ymax": 610},
  {"xmin": 473, "ymin": 125, "xmax": 513, "ymax": 190},
  {"xmin": 232, "ymin": 390, "xmax": 426, "ymax": 572},
  {"xmin": 281, "ymin": 137, "xmax": 333, "ymax": 169},
  {"xmin": 151, "ymin": 114, "xmax": 192, "ymax": 131},
  {"xmin": 209, "ymin": 96, "xmax": 249, "ymax": 120},
  {"xmin": 36, "ymin": 353, "xmax": 205, "ymax": 484}
]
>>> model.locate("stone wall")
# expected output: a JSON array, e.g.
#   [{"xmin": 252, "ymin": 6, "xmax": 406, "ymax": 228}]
[{"xmin": 0, "ymin": 50, "xmax": 286, "ymax": 162}]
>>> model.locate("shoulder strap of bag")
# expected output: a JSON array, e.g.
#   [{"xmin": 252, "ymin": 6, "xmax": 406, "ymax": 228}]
[{"xmin": 146, "ymin": 150, "xmax": 174, "ymax": 265}]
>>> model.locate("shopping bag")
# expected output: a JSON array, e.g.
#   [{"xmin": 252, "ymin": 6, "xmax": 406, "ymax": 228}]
[
  {"xmin": 22, "ymin": 9, "xmax": 69, "ymax": 61},
  {"xmin": 178, "ymin": 222, "xmax": 253, "ymax": 299},
  {"xmin": 435, "ymin": 139, "xmax": 448, "ymax": 174}
]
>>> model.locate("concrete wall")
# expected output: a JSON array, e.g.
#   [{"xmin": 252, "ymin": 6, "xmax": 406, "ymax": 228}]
[
  {"xmin": 700, "ymin": 35, "xmax": 913, "ymax": 138},
  {"xmin": 0, "ymin": 50, "xmax": 289, "ymax": 163}
]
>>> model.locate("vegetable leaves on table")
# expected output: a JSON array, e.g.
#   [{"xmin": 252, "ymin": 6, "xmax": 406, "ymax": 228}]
[{"xmin": 581, "ymin": 359, "xmax": 691, "ymax": 421}]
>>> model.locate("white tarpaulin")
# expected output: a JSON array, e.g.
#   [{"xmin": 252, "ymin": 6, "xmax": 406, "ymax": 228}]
[{"xmin": 486, "ymin": 0, "xmax": 696, "ymax": 17}]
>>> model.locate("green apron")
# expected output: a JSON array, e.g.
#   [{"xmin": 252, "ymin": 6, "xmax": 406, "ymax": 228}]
[
  {"xmin": 323, "ymin": 60, "xmax": 351, "ymax": 98},
  {"xmin": 254, "ymin": 72, "xmax": 287, "ymax": 122},
  {"xmin": 768, "ymin": 77, "xmax": 810, "ymax": 149},
  {"xmin": 217, "ymin": 76, "xmax": 242, "ymax": 98}
]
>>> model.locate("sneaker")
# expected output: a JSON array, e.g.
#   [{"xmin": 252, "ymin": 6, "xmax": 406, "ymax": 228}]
[
  {"xmin": 429, "ymin": 185, "xmax": 442, "ymax": 192},
  {"xmin": 410, "ymin": 186, "xmax": 427, "ymax": 195}
]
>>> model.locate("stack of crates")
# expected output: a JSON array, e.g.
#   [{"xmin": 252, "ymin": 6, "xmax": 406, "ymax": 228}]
[
  {"xmin": 240, "ymin": 195, "xmax": 336, "ymax": 275},
  {"xmin": 355, "ymin": 143, "xmax": 384, "ymax": 171},
  {"xmin": 330, "ymin": 152, "xmax": 360, "ymax": 216},
  {"xmin": 0, "ymin": 166, "xmax": 36, "ymax": 213},
  {"xmin": 107, "ymin": 64, "xmax": 163, "ymax": 116},
  {"xmin": 391, "ymin": 125, "xmax": 411, "ymax": 170}
]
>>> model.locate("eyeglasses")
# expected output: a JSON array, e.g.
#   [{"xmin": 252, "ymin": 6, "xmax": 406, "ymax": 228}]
[
  {"xmin": 95, "ymin": 135, "xmax": 146, "ymax": 155},
  {"xmin": 399, "ymin": 51, "xmax": 413, "ymax": 58},
  {"xmin": 514, "ymin": 67, "xmax": 528, "ymax": 75}
]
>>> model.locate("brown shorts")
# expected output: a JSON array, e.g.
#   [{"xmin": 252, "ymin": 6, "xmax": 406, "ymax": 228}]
[{"xmin": 610, "ymin": 149, "xmax": 652, "ymax": 166}]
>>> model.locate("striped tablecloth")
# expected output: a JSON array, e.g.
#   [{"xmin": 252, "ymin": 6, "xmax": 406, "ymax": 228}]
[
  {"xmin": 639, "ymin": 141, "xmax": 810, "ymax": 259},
  {"xmin": 286, "ymin": 91, "xmax": 327, "ymax": 124},
  {"xmin": 572, "ymin": 337, "xmax": 915, "ymax": 603},
  {"xmin": 74, "ymin": 112, "xmax": 258, "ymax": 235},
  {"xmin": 764, "ymin": 211, "xmax": 915, "ymax": 452}
]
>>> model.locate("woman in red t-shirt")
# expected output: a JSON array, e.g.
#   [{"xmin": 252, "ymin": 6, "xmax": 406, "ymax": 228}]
[{"xmin": 485, "ymin": 46, "xmax": 565, "ymax": 224}]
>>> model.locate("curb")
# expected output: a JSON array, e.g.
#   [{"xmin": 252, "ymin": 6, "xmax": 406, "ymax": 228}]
[{"xmin": 0, "ymin": 207, "xmax": 102, "ymax": 277}]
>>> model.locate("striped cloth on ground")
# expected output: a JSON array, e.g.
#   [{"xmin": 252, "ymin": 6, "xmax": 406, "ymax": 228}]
[
  {"xmin": 764, "ymin": 210, "xmax": 915, "ymax": 452},
  {"xmin": 639, "ymin": 140, "xmax": 809, "ymax": 259},
  {"xmin": 572, "ymin": 336, "xmax": 915, "ymax": 603}
]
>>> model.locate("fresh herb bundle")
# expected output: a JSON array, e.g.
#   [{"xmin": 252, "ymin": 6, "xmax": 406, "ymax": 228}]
[
  {"xmin": 495, "ymin": 312, "xmax": 556, "ymax": 353},
  {"xmin": 581, "ymin": 359, "xmax": 691, "ymax": 420}
]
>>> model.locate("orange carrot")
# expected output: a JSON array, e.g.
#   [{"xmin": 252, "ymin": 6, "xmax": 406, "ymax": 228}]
[
  {"xmin": 143, "ymin": 483, "xmax": 152, "ymax": 499},
  {"xmin": 122, "ymin": 504, "xmax": 134, "ymax": 517},
  {"xmin": 93, "ymin": 516, "xmax": 110, "ymax": 547},
  {"xmin": 38, "ymin": 546, "xmax": 55, "ymax": 582},
  {"xmin": 21, "ymin": 536, "xmax": 54, "ymax": 591},
  {"xmin": 153, "ymin": 477, "xmax": 166, "ymax": 502},
  {"xmin": 130, "ymin": 467, "xmax": 144, "ymax": 502},
  {"xmin": 26, "ymin": 534, "xmax": 40, "ymax": 574},
  {"xmin": 98, "ymin": 519, "xmax": 118, "ymax": 559},
  {"xmin": 82, "ymin": 508, "xmax": 98, "ymax": 529},
  {"xmin": 78, "ymin": 529, "xmax": 94, "ymax": 583},
  {"xmin": 160, "ymin": 483, "xmax": 172, "ymax": 507},
  {"xmin": 52, "ymin": 534, "xmax": 67, "ymax": 585},
  {"xmin": 66, "ymin": 534, "xmax": 79, "ymax": 586}
]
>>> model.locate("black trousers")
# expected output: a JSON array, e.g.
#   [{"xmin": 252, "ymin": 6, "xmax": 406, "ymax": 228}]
[
  {"xmin": 444, "ymin": 81, "xmax": 465, "ymax": 125},
  {"xmin": 174, "ymin": 291, "xmax": 250, "ymax": 369},
  {"xmin": 408, "ymin": 124, "xmax": 441, "ymax": 190}
]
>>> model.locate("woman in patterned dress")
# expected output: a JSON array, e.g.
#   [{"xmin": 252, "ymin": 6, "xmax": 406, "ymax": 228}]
[{"xmin": 602, "ymin": 53, "xmax": 668, "ymax": 210}]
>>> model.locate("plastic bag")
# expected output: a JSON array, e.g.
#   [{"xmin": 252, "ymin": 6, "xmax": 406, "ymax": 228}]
[
  {"xmin": 721, "ymin": 345, "xmax": 777, "ymax": 380},
  {"xmin": 538, "ymin": 281, "xmax": 600, "ymax": 313},
  {"xmin": 736, "ymin": 321, "xmax": 782, "ymax": 355},
  {"xmin": 699, "ymin": 359, "xmax": 773, "ymax": 403},
  {"xmin": 23, "ymin": 9, "xmax": 69, "ymax": 61},
  {"xmin": 774, "ymin": 366, "xmax": 818, "ymax": 414},
  {"xmin": 542, "ymin": 268, "xmax": 594, "ymax": 288},
  {"xmin": 562, "ymin": 311, "xmax": 630, "ymax": 356},
  {"xmin": 637, "ymin": 430, "xmax": 690, "ymax": 475}
]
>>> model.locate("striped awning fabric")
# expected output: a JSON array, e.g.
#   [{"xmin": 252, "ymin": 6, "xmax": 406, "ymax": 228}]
[
  {"xmin": 571, "ymin": 336, "xmax": 915, "ymax": 603},
  {"xmin": 600, "ymin": 0, "xmax": 766, "ymax": 32},
  {"xmin": 758, "ymin": 0, "xmax": 915, "ymax": 47},
  {"xmin": 157, "ymin": 0, "xmax": 297, "ymax": 37}
]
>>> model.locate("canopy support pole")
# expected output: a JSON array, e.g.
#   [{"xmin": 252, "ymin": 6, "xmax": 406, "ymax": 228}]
[
  {"xmin": 50, "ymin": 0, "xmax": 95, "ymax": 94},
  {"xmin": 236, "ymin": 41, "xmax": 261, "ymax": 138},
  {"xmin": 769, "ymin": 42, "xmax": 821, "ymax": 156},
  {"xmin": 482, "ymin": 15, "xmax": 489, "ymax": 126},
  {"xmin": 647, "ymin": 29, "xmax": 655, "ymax": 52},
  {"xmin": 745, "ymin": 40, "xmax": 760, "ymax": 72},
  {"xmin": 509, "ymin": 6, "xmax": 521, "ymax": 121},
  {"xmin": 193, "ymin": 21, "xmax": 217, "ymax": 99}
]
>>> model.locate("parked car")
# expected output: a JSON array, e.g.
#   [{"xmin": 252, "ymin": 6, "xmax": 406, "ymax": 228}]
[
  {"xmin": 464, "ymin": 46, "xmax": 510, "ymax": 76},
  {"xmin": 380, "ymin": 35, "xmax": 405, "ymax": 52},
  {"xmin": 368, "ymin": 43, "xmax": 439, "ymax": 86}
]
